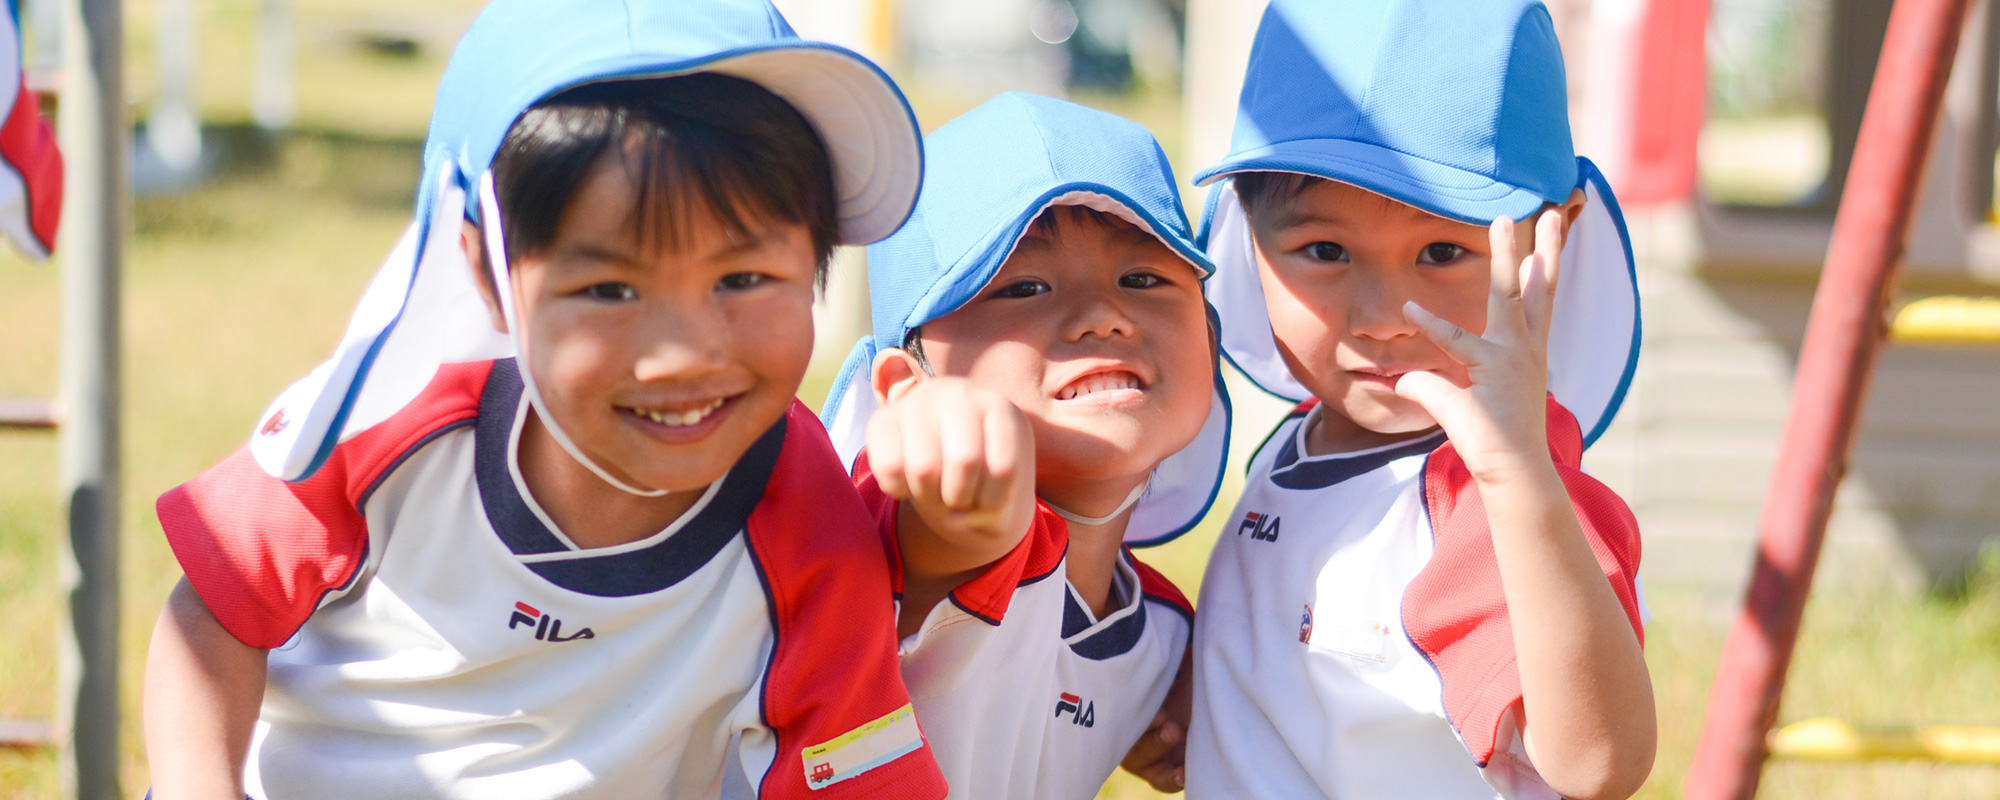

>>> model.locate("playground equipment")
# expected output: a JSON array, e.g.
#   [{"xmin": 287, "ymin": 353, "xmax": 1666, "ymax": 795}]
[
  {"xmin": 1768, "ymin": 717, "xmax": 2000, "ymax": 765},
  {"xmin": 0, "ymin": 1, "xmax": 121, "ymax": 799},
  {"xmin": 1892, "ymin": 294, "xmax": 2000, "ymax": 342},
  {"xmin": 1684, "ymin": 0, "xmax": 1981, "ymax": 797}
]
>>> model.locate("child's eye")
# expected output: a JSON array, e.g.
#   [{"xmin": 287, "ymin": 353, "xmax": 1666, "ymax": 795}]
[
  {"xmin": 995, "ymin": 279, "xmax": 1049, "ymax": 298},
  {"xmin": 718, "ymin": 272, "xmax": 766, "ymax": 291},
  {"xmin": 1119, "ymin": 272, "xmax": 1165, "ymax": 289},
  {"xmin": 1418, "ymin": 243, "xmax": 1467, "ymax": 264},
  {"xmin": 583, "ymin": 283, "xmax": 637, "ymax": 301},
  {"xmin": 1304, "ymin": 242, "xmax": 1348, "ymax": 262}
]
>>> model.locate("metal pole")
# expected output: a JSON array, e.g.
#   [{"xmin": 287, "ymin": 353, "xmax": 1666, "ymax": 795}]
[
  {"xmin": 251, "ymin": 0, "xmax": 293, "ymax": 131},
  {"xmin": 55, "ymin": 0, "xmax": 122, "ymax": 794},
  {"xmin": 1682, "ymin": 0, "xmax": 1971, "ymax": 797}
]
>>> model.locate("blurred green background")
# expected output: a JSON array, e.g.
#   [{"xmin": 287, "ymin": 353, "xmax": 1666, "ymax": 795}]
[{"xmin": 0, "ymin": 0, "xmax": 1996, "ymax": 797}]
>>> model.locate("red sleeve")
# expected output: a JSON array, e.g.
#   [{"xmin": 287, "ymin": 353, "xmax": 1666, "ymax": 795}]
[
  {"xmin": 0, "ymin": 68, "xmax": 61, "ymax": 257},
  {"xmin": 849, "ymin": 450, "xmax": 1066, "ymax": 625},
  {"xmin": 153, "ymin": 361, "xmax": 492, "ymax": 649},
  {"xmin": 747, "ymin": 404, "xmax": 948, "ymax": 798},
  {"xmin": 1129, "ymin": 549, "xmax": 1193, "ymax": 620},
  {"xmin": 1403, "ymin": 396, "xmax": 1643, "ymax": 766}
]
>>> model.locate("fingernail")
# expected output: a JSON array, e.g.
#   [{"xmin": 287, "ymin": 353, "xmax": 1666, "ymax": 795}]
[{"xmin": 1159, "ymin": 725, "xmax": 1180, "ymax": 745}]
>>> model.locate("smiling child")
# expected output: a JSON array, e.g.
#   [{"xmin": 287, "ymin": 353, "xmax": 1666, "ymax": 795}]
[
  {"xmin": 140, "ymin": 1, "xmax": 946, "ymax": 797},
  {"xmin": 819, "ymin": 93, "xmax": 1232, "ymax": 798}
]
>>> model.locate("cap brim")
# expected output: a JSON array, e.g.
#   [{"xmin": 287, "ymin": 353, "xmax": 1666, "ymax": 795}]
[
  {"xmin": 1192, "ymin": 138, "xmax": 1546, "ymax": 226},
  {"xmin": 702, "ymin": 45, "xmax": 923, "ymax": 245},
  {"xmin": 570, "ymin": 43, "xmax": 924, "ymax": 246}
]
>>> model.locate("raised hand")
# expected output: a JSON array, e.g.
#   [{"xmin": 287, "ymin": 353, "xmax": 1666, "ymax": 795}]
[
  {"xmin": 868, "ymin": 376, "xmax": 1038, "ymax": 557},
  {"xmin": 1393, "ymin": 209, "xmax": 1565, "ymax": 481}
]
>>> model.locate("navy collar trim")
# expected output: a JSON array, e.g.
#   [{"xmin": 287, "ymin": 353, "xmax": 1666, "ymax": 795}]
[
  {"xmin": 1268, "ymin": 408, "xmax": 1445, "ymax": 491},
  {"xmin": 473, "ymin": 359, "xmax": 783, "ymax": 597},
  {"xmin": 1061, "ymin": 550, "xmax": 1149, "ymax": 661}
]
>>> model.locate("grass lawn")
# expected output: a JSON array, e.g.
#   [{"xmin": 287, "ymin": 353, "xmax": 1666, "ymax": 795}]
[{"xmin": 2, "ymin": 1, "xmax": 1997, "ymax": 796}]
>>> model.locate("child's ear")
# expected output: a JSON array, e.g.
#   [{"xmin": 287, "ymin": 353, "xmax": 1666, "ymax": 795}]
[
  {"xmin": 461, "ymin": 220, "xmax": 509, "ymax": 334},
  {"xmin": 1557, "ymin": 187, "xmax": 1588, "ymax": 239},
  {"xmin": 870, "ymin": 347, "xmax": 928, "ymax": 405}
]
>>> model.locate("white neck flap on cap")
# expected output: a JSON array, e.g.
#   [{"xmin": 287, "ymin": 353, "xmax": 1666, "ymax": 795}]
[
  {"xmin": 1202, "ymin": 157, "xmax": 1640, "ymax": 447},
  {"xmin": 250, "ymin": 169, "xmax": 513, "ymax": 481},
  {"xmin": 477, "ymin": 172, "xmax": 670, "ymax": 497},
  {"xmin": 820, "ymin": 193, "xmax": 1234, "ymax": 547}
]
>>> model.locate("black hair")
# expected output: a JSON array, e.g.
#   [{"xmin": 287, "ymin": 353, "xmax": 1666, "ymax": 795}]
[
  {"xmin": 1232, "ymin": 171, "xmax": 1321, "ymax": 221},
  {"xmin": 485, "ymin": 72, "xmax": 840, "ymax": 281}
]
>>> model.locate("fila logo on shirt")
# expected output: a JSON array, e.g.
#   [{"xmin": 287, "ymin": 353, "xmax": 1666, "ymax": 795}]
[
  {"xmin": 259, "ymin": 409, "xmax": 288, "ymax": 436},
  {"xmin": 1054, "ymin": 692, "xmax": 1096, "ymax": 728},
  {"xmin": 509, "ymin": 601, "xmax": 594, "ymax": 643},
  {"xmin": 1237, "ymin": 511, "xmax": 1281, "ymax": 542}
]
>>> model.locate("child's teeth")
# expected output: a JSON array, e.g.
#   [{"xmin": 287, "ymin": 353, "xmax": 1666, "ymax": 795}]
[
  {"xmin": 636, "ymin": 398, "xmax": 724, "ymax": 427},
  {"xmin": 1062, "ymin": 373, "xmax": 1138, "ymax": 400}
]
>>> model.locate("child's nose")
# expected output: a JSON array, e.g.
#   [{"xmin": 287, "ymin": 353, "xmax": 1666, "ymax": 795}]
[
  {"xmin": 1062, "ymin": 286, "xmax": 1136, "ymax": 342},
  {"xmin": 632, "ymin": 305, "xmax": 730, "ymax": 380},
  {"xmin": 1346, "ymin": 266, "xmax": 1419, "ymax": 342}
]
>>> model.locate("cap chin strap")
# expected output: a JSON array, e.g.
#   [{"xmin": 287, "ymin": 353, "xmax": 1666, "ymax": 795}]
[
  {"xmin": 1045, "ymin": 478, "xmax": 1149, "ymax": 528},
  {"xmin": 477, "ymin": 173, "xmax": 670, "ymax": 498}
]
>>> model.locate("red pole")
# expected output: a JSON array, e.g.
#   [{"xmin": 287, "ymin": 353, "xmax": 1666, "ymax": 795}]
[{"xmin": 1683, "ymin": 0, "xmax": 1972, "ymax": 798}]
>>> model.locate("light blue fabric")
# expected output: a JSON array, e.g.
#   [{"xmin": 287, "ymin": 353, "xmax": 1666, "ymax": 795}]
[
  {"xmin": 419, "ymin": 0, "xmax": 921, "ymax": 243},
  {"xmin": 1192, "ymin": 0, "xmax": 1577, "ymax": 225},
  {"xmin": 1192, "ymin": 0, "xmax": 1640, "ymax": 448},
  {"xmin": 249, "ymin": 0, "xmax": 923, "ymax": 482},
  {"xmin": 866, "ymin": 92, "xmax": 1213, "ymax": 354},
  {"xmin": 822, "ymin": 93, "xmax": 1230, "ymax": 545}
]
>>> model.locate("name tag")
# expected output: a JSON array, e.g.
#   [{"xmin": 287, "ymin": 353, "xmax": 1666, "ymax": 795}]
[{"xmin": 1319, "ymin": 619, "xmax": 1391, "ymax": 663}]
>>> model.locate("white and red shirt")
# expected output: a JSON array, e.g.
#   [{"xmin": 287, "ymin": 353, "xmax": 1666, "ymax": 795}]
[
  {"xmin": 852, "ymin": 456, "xmax": 1193, "ymax": 800},
  {"xmin": 1186, "ymin": 398, "xmax": 1643, "ymax": 799},
  {"xmin": 157, "ymin": 359, "xmax": 947, "ymax": 800}
]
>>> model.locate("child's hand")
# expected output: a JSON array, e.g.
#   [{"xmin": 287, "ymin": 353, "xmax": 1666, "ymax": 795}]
[
  {"xmin": 868, "ymin": 376, "xmax": 1037, "ymax": 550},
  {"xmin": 1395, "ymin": 210, "xmax": 1565, "ymax": 482}
]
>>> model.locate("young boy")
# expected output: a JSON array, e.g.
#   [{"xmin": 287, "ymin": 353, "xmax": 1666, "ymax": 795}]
[
  {"xmin": 1185, "ymin": 2, "xmax": 1654, "ymax": 799},
  {"xmin": 818, "ymin": 93, "xmax": 1232, "ymax": 798},
  {"xmin": 141, "ymin": 1, "xmax": 947, "ymax": 797}
]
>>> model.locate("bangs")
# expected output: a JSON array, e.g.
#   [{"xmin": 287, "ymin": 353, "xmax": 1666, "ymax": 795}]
[{"xmin": 489, "ymin": 73, "xmax": 839, "ymax": 275}]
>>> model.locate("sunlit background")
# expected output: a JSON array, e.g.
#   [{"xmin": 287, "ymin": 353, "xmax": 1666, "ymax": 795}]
[{"xmin": 0, "ymin": 0, "xmax": 1996, "ymax": 797}]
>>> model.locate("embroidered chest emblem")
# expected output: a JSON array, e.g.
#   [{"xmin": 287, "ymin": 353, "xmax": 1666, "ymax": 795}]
[
  {"xmin": 508, "ymin": 601, "xmax": 594, "ymax": 643},
  {"xmin": 1055, "ymin": 692, "xmax": 1096, "ymax": 728},
  {"xmin": 1237, "ymin": 510, "xmax": 1282, "ymax": 542}
]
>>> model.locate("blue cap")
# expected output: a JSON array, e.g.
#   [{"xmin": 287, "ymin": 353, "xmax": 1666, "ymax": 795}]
[
  {"xmin": 866, "ymin": 92, "xmax": 1213, "ymax": 354},
  {"xmin": 1194, "ymin": 0, "xmax": 1643, "ymax": 447},
  {"xmin": 422, "ymin": 0, "xmax": 923, "ymax": 245},
  {"xmin": 249, "ymin": 0, "xmax": 924, "ymax": 483},
  {"xmin": 1192, "ymin": 0, "xmax": 1576, "ymax": 225},
  {"xmin": 821, "ymin": 93, "xmax": 1231, "ymax": 546}
]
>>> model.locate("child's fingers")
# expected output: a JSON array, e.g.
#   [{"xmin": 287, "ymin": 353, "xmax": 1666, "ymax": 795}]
[
  {"xmin": 1488, "ymin": 217, "xmax": 1521, "ymax": 301},
  {"xmin": 935, "ymin": 404, "xmax": 987, "ymax": 511},
  {"xmin": 1523, "ymin": 209, "xmax": 1564, "ymax": 343},
  {"xmin": 1392, "ymin": 368, "xmax": 1465, "ymax": 413},
  {"xmin": 895, "ymin": 411, "xmax": 947, "ymax": 509},
  {"xmin": 865, "ymin": 415, "xmax": 911, "ymax": 499},
  {"xmin": 975, "ymin": 403, "xmax": 1027, "ymax": 514},
  {"xmin": 1403, "ymin": 301, "xmax": 1488, "ymax": 367}
]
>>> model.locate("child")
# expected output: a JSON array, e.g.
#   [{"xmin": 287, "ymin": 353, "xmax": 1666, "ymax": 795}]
[
  {"xmin": 141, "ymin": 1, "xmax": 947, "ymax": 797},
  {"xmin": 1184, "ymin": 1, "xmax": 1654, "ymax": 798},
  {"xmin": 818, "ymin": 93, "xmax": 1232, "ymax": 798}
]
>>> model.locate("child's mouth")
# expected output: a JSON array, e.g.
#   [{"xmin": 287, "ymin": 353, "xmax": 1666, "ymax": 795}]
[
  {"xmin": 1349, "ymin": 367, "xmax": 1406, "ymax": 390},
  {"xmin": 1056, "ymin": 371, "xmax": 1145, "ymax": 403},
  {"xmin": 621, "ymin": 397, "xmax": 728, "ymax": 428}
]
